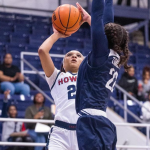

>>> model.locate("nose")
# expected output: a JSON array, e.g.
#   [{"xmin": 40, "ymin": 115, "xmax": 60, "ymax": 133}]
[{"xmin": 72, "ymin": 54, "xmax": 77, "ymax": 58}]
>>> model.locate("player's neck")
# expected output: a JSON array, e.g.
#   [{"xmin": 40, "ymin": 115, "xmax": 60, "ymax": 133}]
[
  {"xmin": 65, "ymin": 68, "xmax": 78, "ymax": 74},
  {"xmin": 70, "ymin": 71, "xmax": 77, "ymax": 74}
]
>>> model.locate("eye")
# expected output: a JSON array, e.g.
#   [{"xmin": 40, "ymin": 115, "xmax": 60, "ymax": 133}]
[
  {"xmin": 77, "ymin": 54, "xmax": 81, "ymax": 57},
  {"xmin": 67, "ymin": 53, "xmax": 72, "ymax": 57}
]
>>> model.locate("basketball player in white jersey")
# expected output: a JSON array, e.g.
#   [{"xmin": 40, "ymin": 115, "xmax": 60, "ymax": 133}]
[{"xmin": 38, "ymin": 3, "xmax": 91, "ymax": 150}]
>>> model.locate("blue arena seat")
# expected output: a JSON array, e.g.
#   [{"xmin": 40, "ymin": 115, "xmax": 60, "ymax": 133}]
[
  {"xmin": 55, "ymin": 39, "xmax": 67, "ymax": 47},
  {"xmin": 0, "ymin": 11, "xmax": 14, "ymax": 17},
  {"xmin": 129, "ymin": 43, "xmax": 138, "ymax": 53},
  {"xmin": 0, "ymin": 42, "xmax": 5, "ymax": 50},
  {"xmin": 114, "ymin": 100, "xmax": 141, "ymax": 123},
  {"xmin": 25, "ymin": 74, "xmax": 39, "ymax": 86},
  {"xmin": 11, "ymin": 54, "xmax": 21, "ymax": 67},
  {"xmin": 14, "ymin": 13, "xmax": 31, "ymax": 20},
  {"xmin": 25, "ymin": 45, "xmax": 39, "ymax": 52},
  {"xmin": 16, "ymin": 100, "xmax": 33, "ymax": 110},
  {"xmin": 32, "ymin": 15, "xmax": 50, "ymax": 23},
  {"xmin": 52, "ymin": 57, "xmax": 63, "ymax": 69},
  {"xmin": 32, "ymin": 25, "xmax": 50, "ymax": 35},
  {"xmin": 128, "ymin": 55, "xmax": 136, "ymax": 64},
  {"xmin": 63, "ymin": 47, "xmax": 84, "ymax": 55},
  {"xmin": 14, "ymin": 24, "xmax": 32, "ymax": 34},
  {"xmin": 24, "ymin": 55, "xmax": 42, "ymax": 70},
  {"xmin": 0, "ymin": 33, "xmax": 10, "ymax": 43},
  {"xmin": 50, "ymin": 46, "xmax": 65, "ymax": 54},
  {"xmin": 0, "ymin": 25, "xmax": 14, "ymax": 32},
  {"xmin": 14, "ymin": 19, "xmax": 32, "ymax": 25},
  {"xmin": 136, "ymin": 54, "xmax": 150, "ymax": 64},
  {"xmin": 0, "ymin": 21, "xmax": 13, "ymax": 27},
  {"xmin": 6, "ymin": 44, "xmax": 25, "ymax": 53},
  {"xmin": 30, "ymin": 34, "xmax": 49, "ymax": 40},
  {"xmin": 67, "ymin": 38, "xmax": 84, "ymax": 49},
  {"xmin": 71, "ymin": 29, "xmax": 85, "ymax": 38},
  {"xmin": 29, "ymin": 39, "xmax": 42, "ymax": 47},
  {"xmin": 10, "ymin": 34, "xmax": 29, "ymax": 44},
  {"xmin": 39, "ymin": 77, "xmax": 50, "ymax": 91},
  {"xmin": 29, "ymin": 35, "xmax": 48, "ymax": 46}
]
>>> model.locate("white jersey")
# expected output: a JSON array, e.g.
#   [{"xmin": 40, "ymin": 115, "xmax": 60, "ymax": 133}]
[{"xmin": 46, "ymin": 68, "xmax": 79, "ymax": 124}]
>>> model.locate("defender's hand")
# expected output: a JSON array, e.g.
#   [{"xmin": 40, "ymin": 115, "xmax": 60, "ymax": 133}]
[{"xmin": 76, "ymin": 2, "xmax": 91, "ymax": 25}]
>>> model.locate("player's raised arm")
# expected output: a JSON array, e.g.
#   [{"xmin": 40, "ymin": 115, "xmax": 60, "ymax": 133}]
[
  {"xmin": 90, "ymin": 0, "xmax": 109, "ymax": 67},
  {"xmin": 103, "ymin": 0, "xmax": 114, "ymax": 25},
  {"xmin": 38, "ymin": 28, "xmax": 69, "ymax": 77}
]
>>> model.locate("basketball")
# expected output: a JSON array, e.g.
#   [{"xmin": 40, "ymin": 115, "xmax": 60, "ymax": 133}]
[{"xmin": 52, "ymin": 4, "xmax": 82, "ymax": 35}]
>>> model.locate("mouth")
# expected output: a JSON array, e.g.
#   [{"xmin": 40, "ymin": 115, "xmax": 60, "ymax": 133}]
[{"xmin": 71, "ymin": 59, "xmax": 77, "ymax": 63}]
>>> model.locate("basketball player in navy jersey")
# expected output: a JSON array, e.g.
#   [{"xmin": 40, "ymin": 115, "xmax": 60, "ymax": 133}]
[{"xmin": 76, "ymin": 0, "xmax": 130, "ymax": 150}]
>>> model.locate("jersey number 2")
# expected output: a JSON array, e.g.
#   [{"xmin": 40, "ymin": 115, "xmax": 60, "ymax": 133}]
[
  {"xmin": 67, "ymin": 85, "xmax": 76, "ymax": 100},
  {"xmin": 105, "ymin": 68, "xmax": 118, "ymax": 92}
]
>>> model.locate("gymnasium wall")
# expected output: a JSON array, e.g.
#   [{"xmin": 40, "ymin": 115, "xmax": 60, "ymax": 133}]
[
  {"xmin": 0, "ymin": 0, "xmax": 148, "ymax": 17},
  {"xmin": 0, "ymin": 0, "xmax": 87, "ymax": 16}
]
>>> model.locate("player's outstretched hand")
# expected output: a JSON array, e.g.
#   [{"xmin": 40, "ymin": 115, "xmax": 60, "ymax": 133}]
[
  {"xmin": 76, "ymin": 2, "xmax": 91, "ymax": 26},
  {"xmin": 53, "ymin": 26, "xmax": 71, "ymax": 38}
]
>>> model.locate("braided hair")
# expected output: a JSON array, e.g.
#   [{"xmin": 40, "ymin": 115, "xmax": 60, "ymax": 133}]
[{"xmin": 105, "ymin": 23, "xmax": 130, "ymax": 69}]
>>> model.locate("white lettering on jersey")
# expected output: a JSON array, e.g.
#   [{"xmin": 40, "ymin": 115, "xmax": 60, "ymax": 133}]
[
  {"xmin": 112, "ymin": 57, "xmax": 120, "ymax": 69},
  {"xmin": 109, "ymin": 49, "xmax": 120, "ymax": 69}
]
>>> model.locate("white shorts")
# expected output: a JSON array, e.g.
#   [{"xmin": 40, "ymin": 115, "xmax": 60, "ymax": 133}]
[{"xmin": 47, "ymin": 126, "xmax": 79, "ymax": 150}]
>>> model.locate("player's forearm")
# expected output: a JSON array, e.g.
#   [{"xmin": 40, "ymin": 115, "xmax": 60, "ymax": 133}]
[
  {"xmin": 103, "ymin": 0, "xmax": 114, "ymax": 25},
  {"xmin": 91, "ymin": 0, "xmax": 104, "ymax": 39},
  {"xmin": 90, "ymin": 0, "xmax": 109, "ymax": 67},
  {"xmin": 91, "ymin": 0, "xmax": 107, "ymax": 56},
  {"xmin": 91, "ymin": 0, "xmax": 104, "ymax": 18},
  {"xmin": 0, "ymin": 74, "xmax": 13, "ymax": 82},
  {"xmin": 38, "ymin": 33, "xmax": 59, "ymax": 54}
]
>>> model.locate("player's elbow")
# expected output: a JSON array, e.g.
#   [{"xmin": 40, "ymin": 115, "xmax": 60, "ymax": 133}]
[{"xmin": 38, "ymin": 48, "xmax": 46, "ymax": 56}]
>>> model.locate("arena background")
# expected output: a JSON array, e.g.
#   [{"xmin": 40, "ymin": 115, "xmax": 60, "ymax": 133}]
[{"xmin": 0, "ymin": 0, "xmax": 150, "ymax": 150}]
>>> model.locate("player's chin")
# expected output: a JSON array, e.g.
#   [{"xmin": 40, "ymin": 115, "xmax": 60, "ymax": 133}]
[{"xmin": 70, "ymin": 63, "xmax": 79, "ymax": 68}]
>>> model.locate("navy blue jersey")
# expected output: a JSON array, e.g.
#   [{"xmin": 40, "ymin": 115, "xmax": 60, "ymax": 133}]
[{"xmin": 76, "ymin": 49, "xmax": 120, "ymax": 113}]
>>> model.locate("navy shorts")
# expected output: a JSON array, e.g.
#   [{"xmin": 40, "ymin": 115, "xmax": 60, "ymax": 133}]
[{"xmin": 76, "ymin": 115, "xmax": 117, "ymax": 150}]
